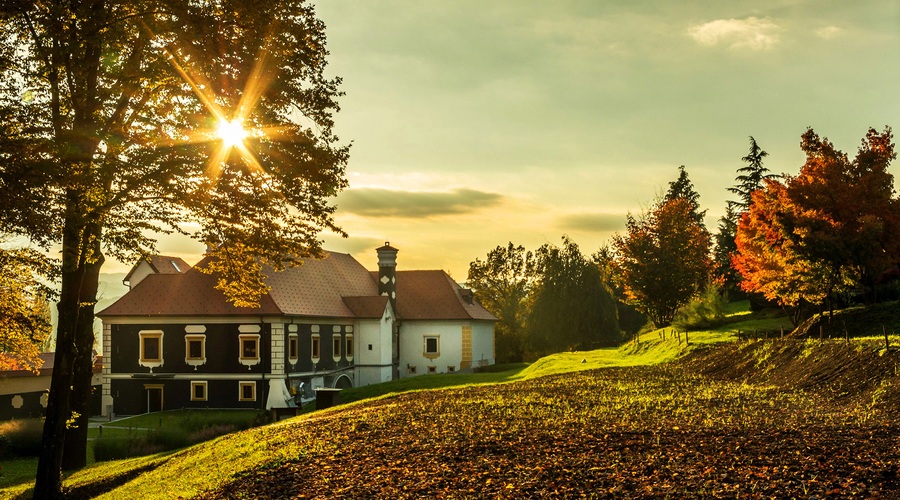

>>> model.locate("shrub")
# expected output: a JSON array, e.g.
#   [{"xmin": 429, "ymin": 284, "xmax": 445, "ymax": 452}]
[
  {"xmin": 673, "ymin": 284, "xmax": 728, "ymax": 331},
  {"xmin": 93, "ymin": 436, "xmax": 134, "ymax": 462},
  {"xmin": 189, "ymin": 424, "xmax": 236, "ymax": 444},
  {"xmin": 0, "ymin": 419, "xmax": 44, "ymax": 457}
]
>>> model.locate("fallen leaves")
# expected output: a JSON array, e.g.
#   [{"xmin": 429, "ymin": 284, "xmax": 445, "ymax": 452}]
[{"xmin": 191, "ymin": 360, "xmax": 900, "ymax": 499}]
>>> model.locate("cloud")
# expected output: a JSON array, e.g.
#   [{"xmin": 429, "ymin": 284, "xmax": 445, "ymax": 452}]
[
  {"xmin": 558, "ymin": 213, "xmax": 625, "ymax": 233},
  {"xmin": 815, "ymin": 26, "xmax": 843, "ymax": 39},
  {"xmin": 688, "ymin": 17, "xmax": 780, "ymax": 51},
  {"xmin": 337, "ymin": 187, "xmax": 504, "ymax": 218}
]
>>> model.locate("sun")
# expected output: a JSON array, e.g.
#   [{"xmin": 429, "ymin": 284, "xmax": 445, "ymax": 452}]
[{"xmin": 216, "ymin": 119, "xmax": 248, "ymax": 148}]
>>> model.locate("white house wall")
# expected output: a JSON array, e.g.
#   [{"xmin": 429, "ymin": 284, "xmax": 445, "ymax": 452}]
[
  {"xmin": 398, "ymin": 320, "xmax": 492, "ymax": 376},
  {"xmin": 354, "ymin": 309, "xmax": 395, "ymax": 387}
]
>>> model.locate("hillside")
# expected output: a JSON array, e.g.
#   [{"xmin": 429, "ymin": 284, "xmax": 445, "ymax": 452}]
[{"xmin": 43, "ymin": 338, "xmax": 900, "ymax": 499}]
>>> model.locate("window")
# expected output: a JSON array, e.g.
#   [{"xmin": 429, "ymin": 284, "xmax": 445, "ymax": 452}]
[
  {"xmin": 191, "ymin": 381, "xmax": 207, "ymax": 401},
  {"xmin": 288, "ymin": 333, "xmax": 299, "ymax": 363},
  {"xmin": 345, "ymin": 334, "xmax": 354, "ymax": 362},
  {"xmin": 332, "ymin": 335, "xmax": 342, "ymax": 361},
  {"xmin": 139, "ymin": 331, "xmax": 164, "ymax": 368},
  {"xmin": 423, "ymin": 335, "xmax": 440, "ymax": 359},
  {"xmin": 239, "ymin": 334, "xmax": 261, "ymax": 367},
  {"xmin": 311, "ymin": 334, "xmax": 320, "ymax": 362},
  {"xmin": 407, "ymin": 365, "xmax": 417, "ymax": 374},
  {"xmin": 428, "ymin": 366, "xmax": 437, "ymax": 374},
  {"xmin": 185, "ymin": 334, "xmax": 206, "ymax": 367},
  {"xmin": 447, "ymin": 366, "xmax": 455, "ymax": 373},
  {"xmin": 239, "ymin": 381, "xmax": 256, "ymax": 401}
]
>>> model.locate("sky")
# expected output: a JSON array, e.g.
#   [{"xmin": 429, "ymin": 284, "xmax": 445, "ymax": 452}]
[{"xmin": 111, "ymin": 0, "xmax": 900, "ymax": 280}]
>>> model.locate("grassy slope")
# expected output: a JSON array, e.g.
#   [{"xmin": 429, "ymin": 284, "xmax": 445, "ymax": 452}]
[{"xmin": 0, "ymin": 304, "xmax": 799, "ymax": 498}]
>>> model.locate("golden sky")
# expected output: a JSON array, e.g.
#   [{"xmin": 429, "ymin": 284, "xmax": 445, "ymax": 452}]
[{"xmin": 108, "ymin": 0, "xmax": 900, "ymax": 281}]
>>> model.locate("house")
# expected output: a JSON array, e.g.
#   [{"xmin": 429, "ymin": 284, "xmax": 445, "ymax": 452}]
[
  {"xmin": 97, "ymin": 244, "xmax": 496, "ymax": 415},
  {"xmin": 0, "ymin": 352, "xmax": 103, "ymax": 420}
]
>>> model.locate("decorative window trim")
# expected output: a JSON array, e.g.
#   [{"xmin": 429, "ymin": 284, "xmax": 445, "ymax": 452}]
[
  {"xmin": 239, "ymin": 334, "xmax": 261, "ymax": 367},
  {"xmin": 427, "ymin": 366, "xmax": 437, "ymax": 374},
  {"xmin": 139, "ymin": 330, "xmax": 164, "ymax": 369},
  {"xmin": 447, "ymin": 366, "xmax": 455, "ymax": 373},
  {"xmin": 332, "ymin": 335, "xmax": 342, "ymax": 362},
  {"xmin": 288, "ymin": 333, "xmax": 299, "ymax": 364},
  {"xmin": 185, "ymin": 334, "xmax": 207, "ymax": 368},
  {"xmin": 407, "ymin": 365, "xmax": 417, "ymax": 374},
  {"xmin": 423, "ymin": 335, "xmax": 440, "ymax": 360},
  {"xmin": 191, "ymin": 381, "xmax": 208, "ymax": 402},
  {"xmin": 311, "ymin": 333, "xmax": 321, "ymax": 363},
  {"xmin": 239, "ymin": 381, "xmax": 256, "ymax": 402},
  {"xmin": 345, "ymin": 334, "xmax": 354, "ymax": 362}
]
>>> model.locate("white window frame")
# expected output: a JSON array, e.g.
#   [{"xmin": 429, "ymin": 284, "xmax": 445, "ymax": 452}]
[
  {"xmin": 332, "ymin": 334, "xmax": 342, "ymax": 362},
  {"xmin": 345, "ymin": 334, "xmax": 354, "ymax": 362},
  {"xmin": 238, "ymin": 325, "xmax": 261, "ymax": 367},
  {"xmin": 185, "ymin": 333, "xmax": 206, "ymax": 368},
  {"xmin": 139, "ymin": 330, "xmax": 164, "ymax": 369},
  {"xmin": 423, "ymin": 335, "xmax": 440, "ymax": 360},
  {"xmin": 311, "ymin": 333, "xmax": 321, "ymax": 363},
  {"xmin": 191, "ymin": 381, "xmax": 208, "ymax": 402},
  {"xmin": 288, "ymin": 333, "xmax": 299, "ymax": 364},
  {"xmin": 239, "ymin": 381, "xmax": 256, "ymax": 402}
]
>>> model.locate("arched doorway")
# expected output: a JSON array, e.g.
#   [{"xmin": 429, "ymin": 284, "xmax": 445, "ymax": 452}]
[{"xmin": 333, "ymin": 374, "xmax": 353, "ymax": 389}]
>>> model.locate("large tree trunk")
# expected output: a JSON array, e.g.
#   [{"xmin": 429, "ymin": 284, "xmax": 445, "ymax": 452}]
[
  {"xmin": 34, "ymin": 215, "xmax": 103, "ymax": 498},
  {"xmin": 62, "ymin": 252, "xmax": 102, "ymax": 470}
]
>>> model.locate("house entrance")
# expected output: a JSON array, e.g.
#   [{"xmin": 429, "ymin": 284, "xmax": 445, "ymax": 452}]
[{"xmin": 144, "ymin": 384, "xmax": 164, "ymax": 413}]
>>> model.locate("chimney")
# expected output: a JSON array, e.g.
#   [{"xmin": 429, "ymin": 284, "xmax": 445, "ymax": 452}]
[{"xmin": 376, "ymin": 242, "xmax": 399, "ymax": 313}]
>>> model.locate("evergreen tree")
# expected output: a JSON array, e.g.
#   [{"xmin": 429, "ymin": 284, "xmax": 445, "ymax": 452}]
[
  {"xmin": 715, "ymin": 137, "xmax": 774, "ymax": 289},
  {"xmin": 665, "ymin": 165, "xmax": 706, "ymax": 224}
]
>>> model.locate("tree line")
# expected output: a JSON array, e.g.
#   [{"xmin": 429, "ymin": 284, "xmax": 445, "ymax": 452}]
[{"xmin": 468, "ymin": 127, "xmax": 896, "ymax": 362}]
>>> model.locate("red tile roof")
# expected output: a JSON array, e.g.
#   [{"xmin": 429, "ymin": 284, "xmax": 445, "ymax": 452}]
[
  {"xmin": 99, "ymin": 251, "xmax": 496, "ymax": 322},
  {"xmin": 99, "ymin": 265, "xmax": 282, "ymax": 317},
  {"xmin": 389, "ymin": 270, "xmax": 497, "ymax": 321},
  {"xmin": 342, "ymin": 296, "xmax": 390, "ymax": 318}
]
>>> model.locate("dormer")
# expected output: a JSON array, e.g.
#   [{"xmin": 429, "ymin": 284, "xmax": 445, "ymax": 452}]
[{"xmin": 123, "ymin": 255, "xmax": 191, "ymax": 289}]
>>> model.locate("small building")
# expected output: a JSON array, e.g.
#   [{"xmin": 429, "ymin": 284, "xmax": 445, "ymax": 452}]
[
  {"xmin": 0, "ymin": 353, "xmax": 103, "ymax": 420},
  {"xmin": 97, "ymin": 244, "xmax": 496, "ymax": 415}
]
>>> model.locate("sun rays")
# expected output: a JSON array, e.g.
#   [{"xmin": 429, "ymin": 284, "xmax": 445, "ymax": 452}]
[{"xmin": 160, "ymin": 39, "xmax": 278, "ymax": 177}]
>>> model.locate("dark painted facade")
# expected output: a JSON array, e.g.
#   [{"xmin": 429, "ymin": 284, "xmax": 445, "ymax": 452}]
[{"xmin": 108, "ymin": 322, "xmax": 272, "ymax": 414}]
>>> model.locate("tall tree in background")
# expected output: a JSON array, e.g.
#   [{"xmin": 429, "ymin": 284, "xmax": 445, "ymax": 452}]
[
  {"xmin": 734, "ymin": 127, "xmax": 898, "ymax": 321},
  {"xmin": 714, "ymin": 137, "xmax": 775, "ymax": 289},
  {"xmin": 467, "ymin": 243, "xmax": 535, "ymax": 363},
  {"xmin": 666, "ymin": 165, "xmax": 706, "ymax": 224},
  {"xmin": 0, "ymin": 2, "xmax": 348, "ymax": 496},
  {"xmin": 0, "ymin": 246, "xmax": 55, "ymax": 372},
  {"xmin": 526, "ymin": 237, "xmax": 620, "ymax": 357},
  {"xmin": 613, "ymin": 167, "xmax": 711, "ymax": 327}
]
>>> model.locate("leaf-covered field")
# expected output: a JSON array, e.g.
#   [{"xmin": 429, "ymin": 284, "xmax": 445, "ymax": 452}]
[
  {"xmin": 54, "ymin": 341, "xmax": 900, "ymax": 500},
  {"xmin": 191, "ymin": 365, "xmax": 898, "ymax": 499},
  {"xmin": 3, "ymin": 339, "xmax": 894, "ymax": 498}
]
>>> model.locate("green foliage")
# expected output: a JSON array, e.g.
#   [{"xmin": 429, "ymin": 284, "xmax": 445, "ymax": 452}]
[
  {"xmin": 467, "ymin": 243, "xmax": 535, "ymax": 363},
  {"xmin": 672, "ymin": 284, "xmax": 729, "ymax": 331},
  {"xmin": 525, "ymin": 237, "xmax": 621, "ymax": 358},
  {"xmin": 0, "ymin": 419, "xmax": 45, "ymax": 458}
]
